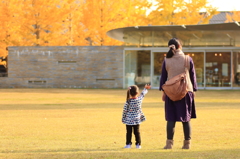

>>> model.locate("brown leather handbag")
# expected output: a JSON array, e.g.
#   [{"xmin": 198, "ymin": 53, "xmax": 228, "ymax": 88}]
[{"xmin": 162, "ymin": 55, "xmax": 189, "ymax": 101}]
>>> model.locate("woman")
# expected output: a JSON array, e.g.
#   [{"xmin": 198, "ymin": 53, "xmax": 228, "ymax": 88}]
[{"xmin": 159, "ymin": 38, "xmax": 198, "ymax": 149}]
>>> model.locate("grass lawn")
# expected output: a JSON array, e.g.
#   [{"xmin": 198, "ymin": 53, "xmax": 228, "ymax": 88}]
[{"xmin": 0, "ymin": 88, "xmax": 240, "ymax": 159}]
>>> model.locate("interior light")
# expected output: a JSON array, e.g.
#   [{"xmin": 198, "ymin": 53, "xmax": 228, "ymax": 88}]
[
  {"xmin": 219, "ymin": 53, "xmax": 222, "ymax": 56},
  {"xmin": 215, "ymin": 53, "xmax": 217, "ymax": 56}
]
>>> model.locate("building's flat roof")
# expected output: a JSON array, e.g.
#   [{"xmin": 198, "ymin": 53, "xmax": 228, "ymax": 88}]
[{"xmin": 107, "ymin": 22, "xmax": 240, "ymax": 47}]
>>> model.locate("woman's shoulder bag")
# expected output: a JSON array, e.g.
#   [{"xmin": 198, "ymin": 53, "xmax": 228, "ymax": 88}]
[{"xmin": 162, "ymin": 55, "xmax": 189, "ymax": 101}]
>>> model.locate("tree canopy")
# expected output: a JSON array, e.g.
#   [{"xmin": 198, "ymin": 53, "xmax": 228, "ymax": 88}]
[
  {"xmin": 0, "ymin": 0, "xmax": 219, "ymax": 57},
  {"xmin": 147, "ymin": 0, "xmax": 218, "ymax": 25},
  {"xmin": 226, "ymin": 11, "xmax": 240, "ymax": 23}
]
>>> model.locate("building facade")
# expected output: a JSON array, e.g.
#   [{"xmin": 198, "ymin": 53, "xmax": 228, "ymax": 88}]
[
  {"xmin": 0, "ymin": 46, "xmax": 124, "ymax": 88},
  {"xmin": 1, "ymin": 19, "xmax": 240, "ymax": 89},
  {"xmin": 107, "ymin": 22, "xmax": 240, "ymax": 89}
]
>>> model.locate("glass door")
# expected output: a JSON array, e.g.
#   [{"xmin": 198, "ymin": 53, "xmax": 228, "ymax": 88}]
[
  {"xmin": 185, "ymin": 52, "xmax": 204, "ymax": 87},
  {"xmin": 233, "ymin": 51, "xmax": 240, "ymax": 87},
  {"xmin": 152, "ymin": 52, "xmax": 166, "ymax": 88},
  {"xmin": 205, "ymin": 52, "xmax": 231, "ymax": 87},
  {"xmin": 124, "ymin": 50, "xmax": 151, "ymax": 88}
]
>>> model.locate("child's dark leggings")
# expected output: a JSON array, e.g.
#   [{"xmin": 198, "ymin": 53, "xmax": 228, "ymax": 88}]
[
  {"xmin": 126, "ymin": 124, "xmax": 141, "ymax": 145},
  {"xmin": 166, "ymin": 121, "xmax": 191, "ymax": 140}
]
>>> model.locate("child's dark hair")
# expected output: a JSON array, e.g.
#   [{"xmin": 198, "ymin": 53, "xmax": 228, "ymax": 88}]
[
  {"xmin": 126, "ymin": 85, "xmax": 139, "ymax": 101},
  {"xmin": 166, "ymin": 38, "xmax": 181, "ymax": 58}
]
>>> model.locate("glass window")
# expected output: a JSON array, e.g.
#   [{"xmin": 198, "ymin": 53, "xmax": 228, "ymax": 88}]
[
  {"xmin": 185, "ymin": 52, "xmax": 204, "ymax": 87},
  {"xmin": 125, "ymin": 49, "xmax": 237, "ymax": 89},
  {"xmin": 125, "ymin": 50, "xmax": 150, "ymax": 88},
  {"xmin": 206, "ymin": 52, "xmax": 231, "ymax": 87},
  {"xmin": 233, "ymin": 51, "xmax": 240, "ymax": 87},
  {"xmin": 0, "ymin": 56, "xmax": 7, "ymax": 77},
  {"xmin": 152, "ymin": 52, "xmax": 165, "ymax": 87},
  {"xmin": 123, "ymin": 30, "xmax": 240, "ymax": 47}
]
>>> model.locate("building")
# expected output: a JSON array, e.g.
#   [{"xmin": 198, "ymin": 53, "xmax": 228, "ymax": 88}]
[
  {"xmin": 107, "ymin": 21, "xmax": 240, "ymax": 89},
  {"xmin": 1, "ymin": 12, "xmax": 240, "ymax": 89},
  {"xmin": 0, "ymin": 46, "xmax": 124, "ymax": 88}
]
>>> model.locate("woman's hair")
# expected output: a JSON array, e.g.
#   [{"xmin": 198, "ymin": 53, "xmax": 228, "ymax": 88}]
[
  {"xmin": 126, "ymin": 85, "xmax": 139, "ymax": 101},
  {"xmin": 166, "ymin": 38, "xmax": 181, "ymax": 58}
]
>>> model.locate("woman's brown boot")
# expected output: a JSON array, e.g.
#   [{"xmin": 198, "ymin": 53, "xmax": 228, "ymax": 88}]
[
  {"xmin": 182, "ymin": 140, "xmax": 191, "ymax": 149},
  {"xmin": 163, "ymin": 139, "xmax": 173, "ymax": 149}
]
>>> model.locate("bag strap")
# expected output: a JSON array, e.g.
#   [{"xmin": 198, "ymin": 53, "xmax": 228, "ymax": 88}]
[{"xmin": 184, "ymin": 55, "xmax": 189, "ymax": 72}]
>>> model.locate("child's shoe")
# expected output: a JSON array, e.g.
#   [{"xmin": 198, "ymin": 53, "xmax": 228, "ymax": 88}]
[
  {"xmin": 124, "ymin": 144, "xmax": 131, "ymax": 148},
  {"xmin": 136, "ymin": 144, "xmax": 141, "ymax": 149}
]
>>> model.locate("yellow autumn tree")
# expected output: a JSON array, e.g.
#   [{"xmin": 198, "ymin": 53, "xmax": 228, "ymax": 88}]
[
  {"xmin": 147, "ymin": 0, "xmax": 218, "ymax": 25},
  {"xmin": 0, "ymin": 0, "xmax": 220, "ymax": 52},
  {"xmin": 225, "ymin": 11, "xmax": 240, "ymax": 23},
  {"xmin": 78, "ymin": 0, "xmax": 150, "ymax": 46},
  {"xmin": 14, "ymin": 0, "xmax": 77, "ymax": 46},
  {"xmin": 58, "ymin": 0, "xmax": 85, "ymax": 46},
  {"xmin": 0, "ymin": 0, "xmax": 23, "ymax": 57}
]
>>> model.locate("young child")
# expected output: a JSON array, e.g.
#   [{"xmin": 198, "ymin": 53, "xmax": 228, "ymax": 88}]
[{"xmin": 122, "ymin": 84, "xmax": 151, "ymax": 149}]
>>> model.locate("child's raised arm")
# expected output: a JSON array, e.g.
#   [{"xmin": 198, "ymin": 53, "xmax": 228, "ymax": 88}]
[
  {"xmin": 144, "ymin": 84, "xmax": 151, "ymax": 89},
  {"xmin": 138, "ymin": 84, "xmax": 151, "ymax": 100}
]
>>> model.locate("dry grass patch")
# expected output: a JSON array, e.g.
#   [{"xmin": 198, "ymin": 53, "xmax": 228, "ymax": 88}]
[{"xmin": 0, "ymin": 89, "xmax": 239, "ymax": 159}]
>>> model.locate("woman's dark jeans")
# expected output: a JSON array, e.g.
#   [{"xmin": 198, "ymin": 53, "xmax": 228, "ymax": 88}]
[{"xmin": 167, "ymin": 121, "xmax": 191, "ymax": 140}]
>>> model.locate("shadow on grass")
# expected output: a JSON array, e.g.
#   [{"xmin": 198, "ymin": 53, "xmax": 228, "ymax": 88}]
[
  {"xmin": 1, "ymin": 102, "xmax": 240, "ymax": 110},
  {"xmin": 0, "ymin": 103, "xmax": 122, "ymax": 110},
  {"xmin": 1, "ymin": 148, "xmax": 240, "ymax": 159}
]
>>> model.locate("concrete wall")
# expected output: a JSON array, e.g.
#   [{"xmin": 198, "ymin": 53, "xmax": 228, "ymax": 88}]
[{"xmin": 0, "ymin": 46, "xmax": 124, "ymax": 88}]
